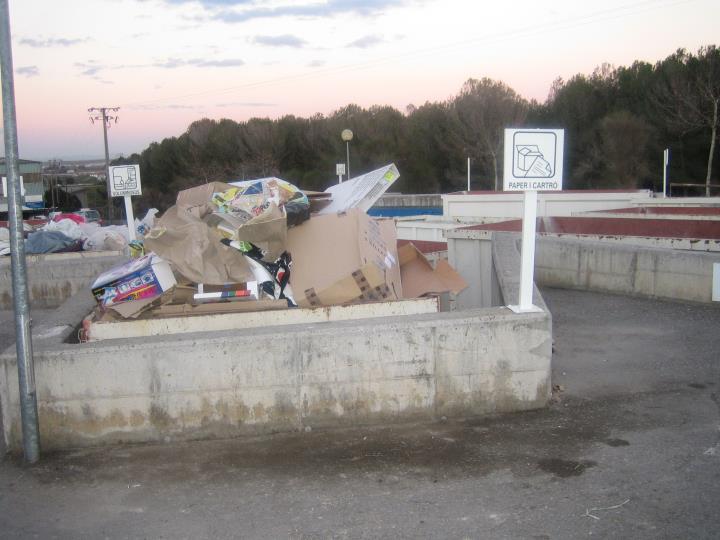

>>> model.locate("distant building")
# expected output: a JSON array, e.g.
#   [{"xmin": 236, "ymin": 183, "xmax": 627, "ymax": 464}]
[{"xmin": 0, "ymin": 158, "xmax": 45, "ymax": 214}]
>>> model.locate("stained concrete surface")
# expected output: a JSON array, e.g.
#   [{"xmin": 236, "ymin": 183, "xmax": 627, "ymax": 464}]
[{"xmin": 1, "ymin": 289, "xmax": 719, "ymax": 539}]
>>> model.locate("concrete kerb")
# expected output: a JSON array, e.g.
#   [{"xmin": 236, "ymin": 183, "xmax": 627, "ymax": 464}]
[{"xmin": 0, "ymin": 240, "xmax": 553, "ymax": 452}]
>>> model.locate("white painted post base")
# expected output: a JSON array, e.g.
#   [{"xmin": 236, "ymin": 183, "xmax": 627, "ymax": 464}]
[
  {"xmin": 508, "ymin": 190, "xmax": 542, "ymax": 313},
  {"xmin": 124, "ymin": 195, "xmax": 136, "ymax": 242}
]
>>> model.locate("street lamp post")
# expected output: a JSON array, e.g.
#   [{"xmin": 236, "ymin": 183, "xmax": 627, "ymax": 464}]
[{"xmin": 341, "ymin": 129, "xmax": 353, "ymax": 180}]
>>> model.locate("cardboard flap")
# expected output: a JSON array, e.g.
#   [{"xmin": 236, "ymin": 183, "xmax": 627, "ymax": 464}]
[
  {"xmin": 318, "ymin": 164, "xmax": 400, "ymax": 214},
  {"xmin": 432, "ymin": 259, "xmax": 469, "ymax": 295},
  {"xmin": 176, "ymin": 181, "xmax": 234, "ymax": 206},
  {"xmin": 300, "ymin": 263, "xmax": 390, "ymax": 308},
  {"xmin": 400, "ymin": 243, "xmax": 467, "ymax": 299}
]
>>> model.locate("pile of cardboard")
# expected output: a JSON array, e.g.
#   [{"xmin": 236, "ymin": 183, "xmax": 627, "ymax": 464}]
[{"xmin": 88, "ymin": 164, "xmax": 467, "ymax": 322}]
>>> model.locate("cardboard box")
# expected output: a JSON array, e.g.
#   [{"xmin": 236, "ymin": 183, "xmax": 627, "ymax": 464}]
[
  {"xmin": 398, "ymin": 243, "xmax": 468, "ymax": 298},
  {"xmin": 286, "ymin": 209, "xmax": 402, "ymax": 307},
  {"xmin": 91, "ymin": 253, "xmax": 177, "ymax": 307}
]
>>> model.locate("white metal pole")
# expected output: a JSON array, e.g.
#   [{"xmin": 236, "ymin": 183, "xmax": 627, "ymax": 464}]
[
  {"xmin": 346, "ymin": 141, "xmax": 350, "ymax": 180},
  {"xmin": 467, "ymin": 157, "xmax": 470, "ymax": 191},
  {"xmin": 663, "ymin": 148, "xmax": 669, "ymax": 198},
  {"xmin": 518, "ymin": 190, "xmax": 538, "ymax": 310},
  {"xmin": 124, "ymin": 196, "xmax": 136, "ymax": 241}
]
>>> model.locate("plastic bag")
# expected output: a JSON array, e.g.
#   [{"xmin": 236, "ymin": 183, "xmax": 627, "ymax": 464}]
[
  {"xmin": 42, "ymin": 218, "xmax": 86, "ymax": 240},
  {"xmin": 134, "ymin": 208, "xmax": 159, "ymax": 238},
  {"xmin": 83, "ymin": 226, "xmax": 129, "ymax": 252},
  {"xmin": 26, "ymin": 230, "xmax": 82, "ymax": 254}
]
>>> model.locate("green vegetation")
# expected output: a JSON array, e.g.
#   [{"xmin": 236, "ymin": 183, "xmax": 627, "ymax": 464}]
[{"xmin": 115, "ymin": 46, "xmax": 719, "ymax": 210}]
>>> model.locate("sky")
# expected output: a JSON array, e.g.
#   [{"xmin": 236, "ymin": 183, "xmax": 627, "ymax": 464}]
[{"xmin": 3, "ymin": 0, "xmax": 719, "ymax": 160}]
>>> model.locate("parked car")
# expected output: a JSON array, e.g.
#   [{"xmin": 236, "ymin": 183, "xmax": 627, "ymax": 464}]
[
  {"xmin": 50, "ymin": 208, "xmax": 104, "ymax": 226},
  {"xmin": 75, "ymin": 208, "xmax": 103, "ymax": 224}
]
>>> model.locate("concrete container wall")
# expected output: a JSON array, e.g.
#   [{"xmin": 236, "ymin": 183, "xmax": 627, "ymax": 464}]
[
  {"xmin": 1, "ymin": 227, "xmax": 553, "ymax": 452},
  {"xmin": 0, "ymin": 308, "xmax": 551, "ymax": 451},
  {"xmin": 442, "ymin": 191, "xmax": 654, "ymax": 222},
  {"xmin": 535, "ymin": 238, "xmax": 720, "ymax": 303},
  {"xmin": 447, "ymin": 229, "xmax": 720, "ymax": 304},
  {"xmin": 0, "ymin": 251, "xmax": 126, "ymax": 309},
  {"xmin": 447, "ymin": 237, "xmax": 499, "ymax": 309}
]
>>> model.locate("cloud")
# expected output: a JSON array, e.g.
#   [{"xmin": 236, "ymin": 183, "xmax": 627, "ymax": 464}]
[
  {"xmin": 16, "ymin": 65, "xmax": 39, "ymax": 77},
  {"xmin": 20, "ymin": 36, "xmax": 88, "ymax": 48},
  {"xmin": 211, "ymin": 0, "xmax": 406, "ymax": 23},
  {"xmin": 193, "ymin": 58, "xmax": 245, "ymax": 67},
  {"xmin": 127, "ymin": 103, "xmax": 202, "ymax": 111},
  {"xmin": 252, "ymin": 34, "xmax": 306, "ymax": 48},
  {"xmin": 74, "ymin": 61, "xmax": 105, "ymax": 77},
  {"xmin": 346, "ymin": 34, "xmax": 384, "ymax": 48},
  {"xmin": 307, "ymin": 59, "xmax": 325, "ymax": 68},
  {"xmin": 216, "ymin": 101, "xmax": 276, "ymax": 107},
  {"xmin": 153, "ymin": 57, "xmax": 245, "ymax": 68},
  {"xmin": 165, "ymin": 0, "xmax": 253, "ymax": 5},
  {"xmin": 74, "ymin": 57, "xmax": 244, "ymax": 77}
]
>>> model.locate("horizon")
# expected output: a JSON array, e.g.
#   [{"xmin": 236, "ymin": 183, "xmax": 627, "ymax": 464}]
[{"xmin": 3, "ymin": 0, "xmax": 719, "ymax": 161}]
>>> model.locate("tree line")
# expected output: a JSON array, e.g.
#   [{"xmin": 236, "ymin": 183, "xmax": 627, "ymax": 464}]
[{"xmin": 112, "ymin": 45, "xmax": 719, "ymax": 213}]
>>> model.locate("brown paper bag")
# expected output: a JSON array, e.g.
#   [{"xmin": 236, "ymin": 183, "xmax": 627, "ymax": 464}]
[{"xmin": 145, "ymin": 205, "xmax": 253, "ymax": 285}]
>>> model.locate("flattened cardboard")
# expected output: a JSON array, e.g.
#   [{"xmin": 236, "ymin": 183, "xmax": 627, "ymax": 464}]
[
  {"xmin": 145, "ymin": 205, "xmax": 253, "ymax": 285},
  {"xmin": 108, "ymin": 290, "xmax": 172, "ymax": 319},
  {"xmin": 318, "ymin": 164, "xmax": 400, "ymax": 215},
  {"xmin": 398, "ymin": 243, "xmax": 468, "ymax": 299},
  {"xmin": 176, "ymin": 181, "xmax": 234, "ymax": 207},
  {"xmin": 286, "ymin": 209, "xmax": 402, "ymax": 308},
  {"xmin": 152, "ymin": 299, "xmax": 287, "ymax": 317}
]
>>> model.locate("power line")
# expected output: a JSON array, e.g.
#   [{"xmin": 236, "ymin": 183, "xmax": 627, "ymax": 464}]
[{"xmin": 120, "ymin": 0, "xmax": 695, "ymax": 109}]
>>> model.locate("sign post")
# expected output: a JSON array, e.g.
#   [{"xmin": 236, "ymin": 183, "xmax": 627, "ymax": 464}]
[
  {"xmin": 503, "ymin": 128, "xmax": 564, "ymax": 313},
  {"xmin": 336, "ymin": 163, "xmax": 346, "ymax": 184},
  {"xmin": 663, "ymin": 148, "xmax": 670, "ymax": 198},
  {"xmin": 108, "ymin": 164, "xmax": 142, "ymax": 241}
]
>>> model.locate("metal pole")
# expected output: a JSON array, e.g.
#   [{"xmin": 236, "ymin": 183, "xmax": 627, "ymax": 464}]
[
  {"xmin": 123, "ymin": 195, "xmax": 136, "ymax": 241},
  {"xmin": 102, "ymin": 110, "xmax": 112, "ymax": 223},
  {"xmin": 467, "ymin": 157, "xmax": 470, "ymax": 191},
  {"xmin": 518, "ymin": 190, "xmax": 537, "ymax": 309},
  {"xmin": 0, "ymin": 0, "xmax": 40, "ymax": 463},
  {"xmin": 346, "ymin": 141, "xmax": 350, "ymax": 181},
  {"xmin": 508, "ymin": 190, "xmax": 542, "ymax": 314},
  {"xmin": 663, "ymin": 148, "xmax": 669, "ymax": 198}
]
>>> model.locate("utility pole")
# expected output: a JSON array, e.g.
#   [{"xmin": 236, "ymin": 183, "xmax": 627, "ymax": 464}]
[
  {"xmin": 88, "ymin": 106, "xmax": 119, "ymax": 223},
  {"xmin": 1, "ymin": 0, "xmax": 40, "ymax": 463}
]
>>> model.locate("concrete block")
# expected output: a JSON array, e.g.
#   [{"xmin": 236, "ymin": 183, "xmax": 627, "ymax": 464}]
[{"xmin": 0, "ymin": 251, "xmax": 126, "ymax": 309}]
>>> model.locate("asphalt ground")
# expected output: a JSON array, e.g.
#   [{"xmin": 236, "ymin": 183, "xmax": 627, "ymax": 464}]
[{"xmin": 0, "ymin": 288, "xmax": 719, "ymax": 539}]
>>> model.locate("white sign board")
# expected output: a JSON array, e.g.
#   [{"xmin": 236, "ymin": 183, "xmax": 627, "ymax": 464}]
[
  {"xmin": 109, "ymin": 165, "xmax": 142, "ymax": 197},
  {"xmin": 2, "ymin": 176, "xmax": 25, "ymax": 197},
  {"xmin": 336, "ymin": 163, "xmax": 346, "ymax": 176},
  {"xmin": 503, "ymin": 129, "xmax": 564, "ymax": 191}
]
